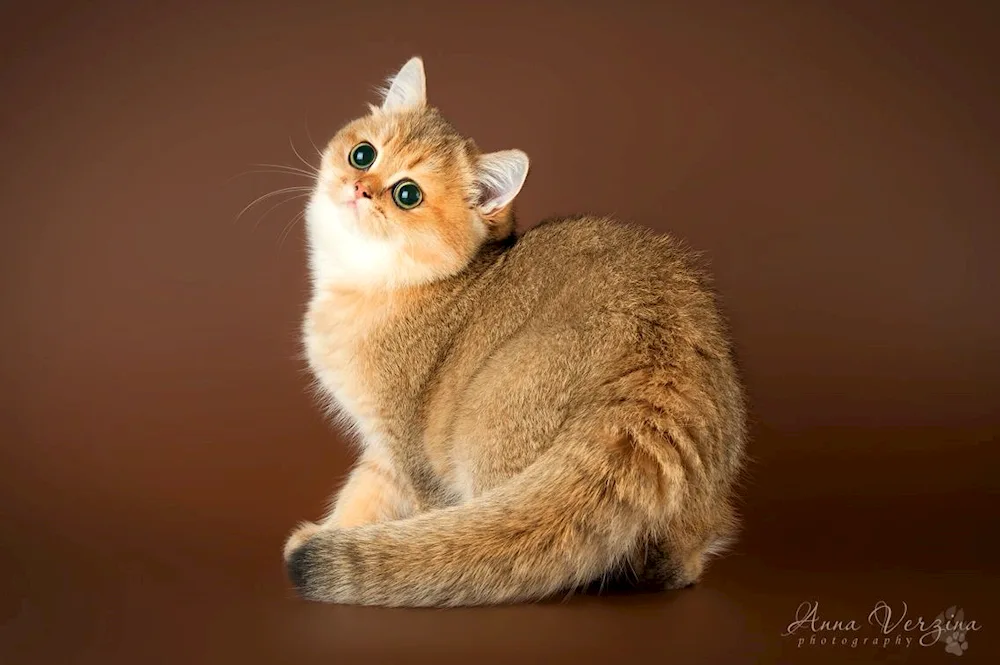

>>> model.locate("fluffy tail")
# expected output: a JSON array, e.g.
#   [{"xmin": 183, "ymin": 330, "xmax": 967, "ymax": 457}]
[{"xmin": 286, "ymin": 426, "xmax": 689, "ymax": 607}]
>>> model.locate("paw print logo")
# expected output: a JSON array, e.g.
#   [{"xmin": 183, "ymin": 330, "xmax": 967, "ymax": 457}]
[{"xmin": 934, "ymin": 606, "xmax": 969, "ymax": 656}]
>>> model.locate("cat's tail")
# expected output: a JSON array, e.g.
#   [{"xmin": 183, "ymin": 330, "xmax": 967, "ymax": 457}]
[{"xmin": 286, "ymin": 423, "xmax": 702, "ymax": 607}]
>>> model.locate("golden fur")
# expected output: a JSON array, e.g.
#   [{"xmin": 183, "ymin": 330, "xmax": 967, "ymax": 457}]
[{"xmin": 283, "ymin": 57, "xmax": 748, "ymax": 607}]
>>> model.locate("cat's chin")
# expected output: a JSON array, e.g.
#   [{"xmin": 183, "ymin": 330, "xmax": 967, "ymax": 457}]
[
  {"xmin": 325, "ymin": 197, "xmax": 357, "ymax": 217},
  {"xmin": 306, "ymin": 193, "xmax": 412, "ymax": 287},
  {"xmin": 310, "ymin": 193, "xmax": 362, "ymax": 229}
]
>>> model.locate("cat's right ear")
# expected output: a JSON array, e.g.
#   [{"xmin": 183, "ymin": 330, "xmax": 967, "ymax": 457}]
[
  {"xmin": 475, "ymin": 150, "xmax": 530, "ymax": 218},
  {"xmin": 378, "ymin": 57, "xmax": 427, "ymax": 112}
]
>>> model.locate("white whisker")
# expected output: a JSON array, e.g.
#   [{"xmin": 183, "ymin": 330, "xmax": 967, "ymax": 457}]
[
  {"xmin": 227, "ymin": 163, "xmax": 317, "ymax": 186},
  {"xmin": 227, "ymin": 169, "xmax": 313, "ymax": 184},
  {"xmin": 278, "ymin": 209, "xmax": 307, "ymax": 248},
  {"xmin": 252, "ymin": 162, "xmax": 317, "ymax": 177},
  {"xmin": 253, "ymin": 193, "xmax": 310, "ymax": 231},
  {"xmin": 289, "ymin": 137, "xmax": 320, "ymax": 175},
  {"xmin": 235, "ymin": 186, "xmax": 313, "ymax": 222},
  {"xmin": 304, "ymin": 118, "xmax": 324, "ymax": 157}
]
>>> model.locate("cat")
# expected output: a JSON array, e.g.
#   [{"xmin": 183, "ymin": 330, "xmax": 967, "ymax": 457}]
[{"xmin": 282, "ymin": 56, "xmax": 748, "ymax": 607}]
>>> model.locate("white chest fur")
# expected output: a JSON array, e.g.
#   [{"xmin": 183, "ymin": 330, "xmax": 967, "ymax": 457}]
[{"xmin": 302, "ymin": 188, "xmax": 401, "ymax": 445}]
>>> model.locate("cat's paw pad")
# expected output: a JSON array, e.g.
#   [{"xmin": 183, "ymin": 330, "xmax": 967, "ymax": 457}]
[{"xmin": 282, "ymin": 520, "xmax": 321, "ymax": 562}]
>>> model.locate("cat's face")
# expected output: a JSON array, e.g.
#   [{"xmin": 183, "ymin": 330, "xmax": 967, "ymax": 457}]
[{"xmin": 307, "ymin": 57, "xmax": 529, "ymax": 288}]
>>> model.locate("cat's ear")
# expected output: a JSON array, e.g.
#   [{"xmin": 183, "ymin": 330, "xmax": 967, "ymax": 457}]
[
  {"xmin": 379, "ymin": 57, "xmax": 427, "ymax": 112},
  {"xmin": 475, "ymin": 150, "xmax": 530, "ymax": 216}
]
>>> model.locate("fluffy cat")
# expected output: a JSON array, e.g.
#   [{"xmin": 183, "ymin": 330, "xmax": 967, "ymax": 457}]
[{"xmin": 283, "ymin": 56, "xmax": 748, "ymax": 607}]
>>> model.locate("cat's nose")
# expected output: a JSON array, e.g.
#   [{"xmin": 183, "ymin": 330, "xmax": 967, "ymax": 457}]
[{"xmin": 353, "ymin": 181, "xmax": 372, "ymax": 200}]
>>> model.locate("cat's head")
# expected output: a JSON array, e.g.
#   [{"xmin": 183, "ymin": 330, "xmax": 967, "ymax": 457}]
[{"xmin": 306, "ymin": 57, "xmax": 529, "ymax": 287}]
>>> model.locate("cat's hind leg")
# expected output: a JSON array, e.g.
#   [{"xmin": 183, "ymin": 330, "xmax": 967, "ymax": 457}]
[{"xmin": 600, "ymin": 500, "xmax": 739, "ymax": 592}]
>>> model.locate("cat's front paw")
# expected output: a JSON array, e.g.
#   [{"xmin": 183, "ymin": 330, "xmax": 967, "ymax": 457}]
[{"xmin": 283, "ymin": 520, "xmax": 321, "ymax": 562}]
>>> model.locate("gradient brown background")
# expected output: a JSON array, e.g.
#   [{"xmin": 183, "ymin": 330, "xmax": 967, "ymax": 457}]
[{"xmin": 1, "ymin": 1, "xmax": 998, "ymax": 663}]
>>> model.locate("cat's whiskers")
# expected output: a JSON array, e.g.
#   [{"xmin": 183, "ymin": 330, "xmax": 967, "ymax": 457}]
[
  {"xmin": 289, "ymin": 137, "xmax": 321, "ymax": 176},
  {"xmin": 253, "ymin": 192, "xmax": 310, "ymax": 232},
  {"xmin": 278, "ymin": 209, "xmax": 308, "ymax": 248},
  {"xmin": 235, "ymin": 186, "xmax": 313, "ymax": 223},
  {"xmin": 227, "ymin": 161, "xmax": 318, "ymax": 185},
  {"xmin": 228, "ymin": 170, "xmax": 313, "ymax": 185},
  {"xmin": 304, "ymin": 118, "xmax": 324, "ymax": 158},
  {"xmin": 251, "ymin": 163, "xmax": 317, "ymax": 178}
]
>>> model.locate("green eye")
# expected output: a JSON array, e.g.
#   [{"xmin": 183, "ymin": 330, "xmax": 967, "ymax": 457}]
[
  {"xmin": 348, "ymin": 142, "xmax": 377, "ymax": 169},
  {"xmin": 392, "ymin": 180, "xmax": 423, "ymax": 210}
]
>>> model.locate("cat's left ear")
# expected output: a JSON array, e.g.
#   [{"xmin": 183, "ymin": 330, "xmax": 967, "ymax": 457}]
[
  {"xmin": 379, "ymin": 57, "xmax": 427, "ymax": 112},
  {"xmin": 475, "ymin": 150, "xmax": 530, "ymax": 216}
]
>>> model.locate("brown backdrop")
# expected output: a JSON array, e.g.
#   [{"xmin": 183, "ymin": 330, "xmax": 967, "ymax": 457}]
[{"xmin": 2, "ymin": 1, "xmax": 998, "ymax": 663}]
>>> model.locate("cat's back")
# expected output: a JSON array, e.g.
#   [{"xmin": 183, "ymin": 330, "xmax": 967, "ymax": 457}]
[
  {"xmin": 499, "ymin": 215, "xmax": 721, "ymax": 329},
  {"xmin": 514, "ymin": 215, "xmax": 703, "ymax": 282},
  {"xmin": 440, "ymin": 214, "xmax": 742, "ymax": 496}
]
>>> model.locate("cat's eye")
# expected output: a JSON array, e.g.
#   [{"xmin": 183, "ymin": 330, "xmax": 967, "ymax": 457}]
[
  {"xmin": 392, "ymin": 180, "xmax": 423, "ymax": 210},
  {"xmin": 348, "ymin": 142, "xmax": 377, "ymax": 170}
]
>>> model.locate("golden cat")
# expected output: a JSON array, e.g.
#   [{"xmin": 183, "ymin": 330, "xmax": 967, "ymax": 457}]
[{"xmin": 282, "ymin": 57, "xmax": 748, "ymax": 607}]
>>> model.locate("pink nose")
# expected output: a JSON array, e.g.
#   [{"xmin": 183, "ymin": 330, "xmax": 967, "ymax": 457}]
[{"xmin": 353, "ymin": 181, "xmax": 372, "ymax": 200}]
